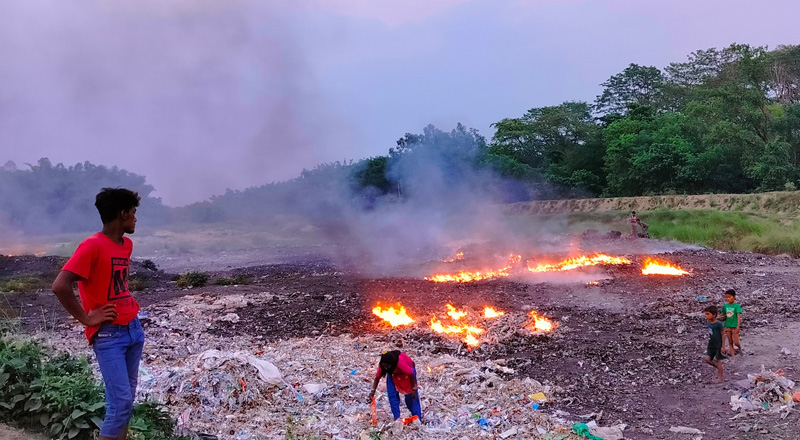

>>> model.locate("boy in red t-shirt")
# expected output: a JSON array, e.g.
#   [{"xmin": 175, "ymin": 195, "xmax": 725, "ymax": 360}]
[{"xmin": 52, "ymin": 188, "xmax": 144, "ymax": 440}]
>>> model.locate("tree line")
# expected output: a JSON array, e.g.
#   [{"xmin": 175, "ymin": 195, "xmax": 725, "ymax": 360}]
[
  {"xmin": 491, "ymin": 43, "xmax": 800, "ymax": 196},
  {"xmin": 4, "ymin": 43, "xmax": 799, "ymax": 228},
  {"xmin": 0, "ymin": 158, "xmax": 168, "ymax": 233}
]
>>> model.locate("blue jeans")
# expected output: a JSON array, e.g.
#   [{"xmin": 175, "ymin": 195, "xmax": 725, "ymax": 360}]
[
  {"xmin": 93, "ymin": 318, "xmax": 145, "ymax": 438},
  {"xmin": 386, "ymin": 368, "xmax": 422, "ymax": 420}
]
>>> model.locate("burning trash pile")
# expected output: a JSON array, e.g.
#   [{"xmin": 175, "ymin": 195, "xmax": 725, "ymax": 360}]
[
  {"xmin": 730, "ymin": 366, "xmax": 797, "ymax": 414},
  {"xmin": 130, "ymin": 334, "xmax": 608, "ymax": 440},
  {"xmin": 372, "ymin": 302, "xmax": 556, "ymax": 349},
  {"xmin": 426, "ymin": 251, "xmax": 689, "ymax": 283}
]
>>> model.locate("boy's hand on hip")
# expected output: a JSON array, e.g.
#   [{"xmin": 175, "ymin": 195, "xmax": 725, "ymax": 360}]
[{"xmin": 83, "ymin": 304, "xmax": 117, "ymax": 326}]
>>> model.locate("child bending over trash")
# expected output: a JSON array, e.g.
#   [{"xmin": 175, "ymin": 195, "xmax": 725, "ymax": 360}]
[
  {"xmin": 703, "ymin": 305, "xmax": 725, "ymax": 383},
  {"xmin": 368, "ymin": 350, "xmax": 423, "ymax": 421}
]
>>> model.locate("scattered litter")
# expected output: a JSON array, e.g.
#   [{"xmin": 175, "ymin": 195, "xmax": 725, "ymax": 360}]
[
  {"xmin": 730, "ymin": 365, "xmax": 796, "ymax": 413},
  {"xmin": 669, "ymin": 426, "xmax": 704, "ymax": 435},
  {"xmin": 218, "ymin": 313, "xmax": 240, "ymax": 323},
  {"xmin": 499, "ymin": 427, "xmax": 517, "ymax": 439},
  {"xmin": 572, "ymin": 422, "xmax": 602, "ymax": 440},
  {"xmin": 402, "ymin": 415, "xmax": 418, "ymax": 425},
  {"xmin": 781, "ymin": 347, "xmax": 792, "ymax": 355}
]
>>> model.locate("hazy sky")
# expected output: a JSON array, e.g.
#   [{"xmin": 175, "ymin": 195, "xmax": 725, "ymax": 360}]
[{"xmin": 1, "ymin": 0, "xmax": 798, "ymax": 206}]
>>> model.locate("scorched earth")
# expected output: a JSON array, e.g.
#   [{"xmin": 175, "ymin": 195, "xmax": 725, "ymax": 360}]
[{"xmin": 2, "ymin": 240, "xmax": 799, "ymax": 440}]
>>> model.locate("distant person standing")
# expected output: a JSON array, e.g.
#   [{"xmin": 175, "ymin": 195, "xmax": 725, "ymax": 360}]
[
  {"xmin": 629, "ymin": 211, "xmax": 640, "ymax": 237},
  {"xmin": 721, "ymin": 289, "xmax": 743, "ymax": 357},
  {"xmin": 52, "ymin": 188, "xmax": 144, "ymax": 440}
]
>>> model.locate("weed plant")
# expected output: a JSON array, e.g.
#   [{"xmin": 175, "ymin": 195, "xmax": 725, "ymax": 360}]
[
  {"xmin": 0, "ymin": 277, "xmax": 46, "ymax": 293},
  {"xmin": 176, "ymin": 272, "xmax": 209, "ymax": 288},
  {"xmin": 0, "ymin": 338, "xmax": 185, "ymax": 440}
]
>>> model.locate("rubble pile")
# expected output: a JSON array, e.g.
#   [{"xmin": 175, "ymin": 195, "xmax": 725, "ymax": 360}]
[
  {"xmin": 40, "ymin": 293, "xmax": 606, "ymax": 440},
  {"xmin": 730, "ymin": 366, "xmax": 796, "ymax": 416}
]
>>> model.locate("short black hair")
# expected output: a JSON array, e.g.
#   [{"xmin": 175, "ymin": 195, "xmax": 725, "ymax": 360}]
[
  {"xmin": 95, "ymin": 188, "xmax": 140, "ymax": 224},
  {"xmin": 725, "ymin": 289, "xmax": 736, "ymax": 297},
  {"xmin": 704, "ymin": 305, "xmax": 718, "ymax": 315}
]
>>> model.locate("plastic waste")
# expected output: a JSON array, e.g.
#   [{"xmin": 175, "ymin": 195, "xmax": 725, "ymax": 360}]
[
  {"xmin": 402, "ymin": 415, "xmax": 418, "ymax": 425},
  {"xmin": 572, "ymin": 422, "xmax": 602, "ymax": 440},
  {"xmin": 669, "ymin": 426, "xmax": 704, "ymax": 435},
  {"xmin": 477, "ymin": 417, "xmax": 489, "ymax": 430},
  {"xmin": 199, "ymin": 349, "xmax": 284, "ymax": 386},
  {"xmin": 529, "ymin": 392, "xmax": 546, "ymax": 402}
]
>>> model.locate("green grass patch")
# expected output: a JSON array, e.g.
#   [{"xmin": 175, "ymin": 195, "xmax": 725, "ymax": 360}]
[
  {"xmin": 175, "ymin": 272, "xmax": 209, "ymax": 288},
  {"xmin": 213, "ymin": 274, "xmax": 252, "ymax": 286},
  {"xmin": 557, "ymin": 209, "xmax": 800, "ymax": 257},
  {"xmin": 128, "ymin": 277, "xmax": 147, "ymax": 292},
  {"xmin": 0, "ymin": 277, "xmax": 47, "ymax": 293}
]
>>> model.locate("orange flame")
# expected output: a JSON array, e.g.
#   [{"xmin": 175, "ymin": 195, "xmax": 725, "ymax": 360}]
[
  {"xmin": 446, "ymin": 303, "xmax": 468, "ymax": 320},
  {"xmin": 428, "ymin": 316, "xmax": 484, "ymax": 346},
  {"xmin": 427, "ymin": 254, "xmax": 522, "ymax": 283},
  {"xmin": 463, "ymin": 334, "xmax": 480, "ymax": 347},
  {"xmin": 483, "ymin": 307, "xmax": 505, "ymax": 318},
  {"xmin": 442, "ymin": 251, "xmax": 465, "ymax": 262},
  {"xmin": 586, "ymin": 281, "xmax": 600, "ymax": 286},
  {"xmin": 641, "ymin": 258, "xmax": 689, "ymax": 276},
  {"xmin": 372, "ymin": 303, "xmax": 415, "ymax": 327},
  {"xmin": 527, "ymin": 253, "xmax": 630, "ymax": 273},
  {"xmin": 527, "ymin": 311, "xmax": 554, "ymax": 332}
]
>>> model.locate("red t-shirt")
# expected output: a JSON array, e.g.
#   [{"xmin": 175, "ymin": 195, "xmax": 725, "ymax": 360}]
[
  {"xmin": 62, "ymin": 232, "xmax": 140, "ymax": 343},
  {"xmin": 375, "ymin": 353, "xmax": 416, "ymax": 394}
]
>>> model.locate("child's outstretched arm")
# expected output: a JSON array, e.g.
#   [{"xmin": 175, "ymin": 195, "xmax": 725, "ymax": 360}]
[{"xmin": 367, "ymin": 376, "xmax": 381, "ymax": 403}]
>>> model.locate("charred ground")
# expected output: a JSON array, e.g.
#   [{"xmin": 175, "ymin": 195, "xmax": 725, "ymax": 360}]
[{"xmin": 2, "ymin": 248, "xmax": 799, "ymax": 439}]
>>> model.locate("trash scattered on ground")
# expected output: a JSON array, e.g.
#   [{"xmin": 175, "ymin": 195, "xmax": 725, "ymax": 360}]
[
  {"xmin": 729, "ymin": 366, "xmax": 796, "ymax": 415},
  {"xmin": 669, "ymin": 425, "xmax": 704, "ymax": 435},
  {"xmin": 38, "ymin": 294, "xmax": 592, "ymax": 439}
]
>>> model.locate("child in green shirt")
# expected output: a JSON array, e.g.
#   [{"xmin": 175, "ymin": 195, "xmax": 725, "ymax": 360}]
[{"xmin": 721, "ymin": 289, "xmax": 742, "ymax": 357}]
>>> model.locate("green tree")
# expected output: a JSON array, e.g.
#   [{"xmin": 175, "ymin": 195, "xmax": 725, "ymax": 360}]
[{"xmin": 594, "ymin": 64, "xmax": 667, "ymax": 115}]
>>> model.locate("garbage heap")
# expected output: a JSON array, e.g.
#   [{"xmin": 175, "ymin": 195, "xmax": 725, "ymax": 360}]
[
  {"xmin": 42, "ymin": 292, "xmax": 626, "ymax": 439},
  {"xmin": 135, "ymin": 333, "xmax": 591, "ymax": 439},
  {"xmin": 730, "ymin": 366, "xmax": 796, "ymax": 415}
]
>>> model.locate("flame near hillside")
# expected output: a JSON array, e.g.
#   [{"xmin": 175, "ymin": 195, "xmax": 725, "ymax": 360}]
[
  {"xmin": 425, "ymin": 254, "xmax": 521, "ymax": 283},
  {"xmin": 427, "ymin": 252, "xmax": 633, "ymax": 283},
  {"xmin": 641, "ymin": 258, "xmax": 689, "ymax": 276},
  {"xmin": 527, "ymin": 253, "xmax": 631, "ymax": 273}
]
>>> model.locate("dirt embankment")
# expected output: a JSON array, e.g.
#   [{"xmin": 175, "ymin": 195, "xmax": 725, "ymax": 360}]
[{"xmin": 504, "ymin": 191, "xmax": 800, "ymax": 215}]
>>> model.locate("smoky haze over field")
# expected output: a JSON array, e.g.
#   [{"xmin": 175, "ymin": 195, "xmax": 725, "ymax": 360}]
[
  {"xmin": 2, "ymin": 0, "xmax": 799, "ymax": 206},
  {"xmin": 0, "ymin": 0, "xmax": 351, "ymax": 206}
]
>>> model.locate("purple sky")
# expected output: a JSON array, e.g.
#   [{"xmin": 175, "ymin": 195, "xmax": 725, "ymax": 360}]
[{"xmin": 1, "ymin": 0, "xmax": 798, "ymax": 206}]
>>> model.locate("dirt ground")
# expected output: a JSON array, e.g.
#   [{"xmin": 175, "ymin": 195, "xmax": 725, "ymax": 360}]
[
  {"xmin": 0, "ymin": 424, "xmax": 46, "ymax": 440},
  {"xmin": 2, "ymin": 240, "xmax": 799, "ymax": 439}
]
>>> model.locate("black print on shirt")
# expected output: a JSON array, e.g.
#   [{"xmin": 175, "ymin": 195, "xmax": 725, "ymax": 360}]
[{"xmin": 107, "ymin": 257, "xmax": 131, "ymax": 301}]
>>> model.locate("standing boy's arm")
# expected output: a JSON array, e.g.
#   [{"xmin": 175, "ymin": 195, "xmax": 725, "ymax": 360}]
[{"xmin": 52, "ymin": 270, "xmax": 117, "ymax": 326}]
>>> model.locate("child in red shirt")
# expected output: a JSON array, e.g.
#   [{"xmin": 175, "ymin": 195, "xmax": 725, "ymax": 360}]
[
  {"xmin": 368, "ymin": 351, "xmax": 423, "ymax": 421},
  {"xmin": 52, "ymin": 188, "xmax": 144, "ymax": 440}
]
